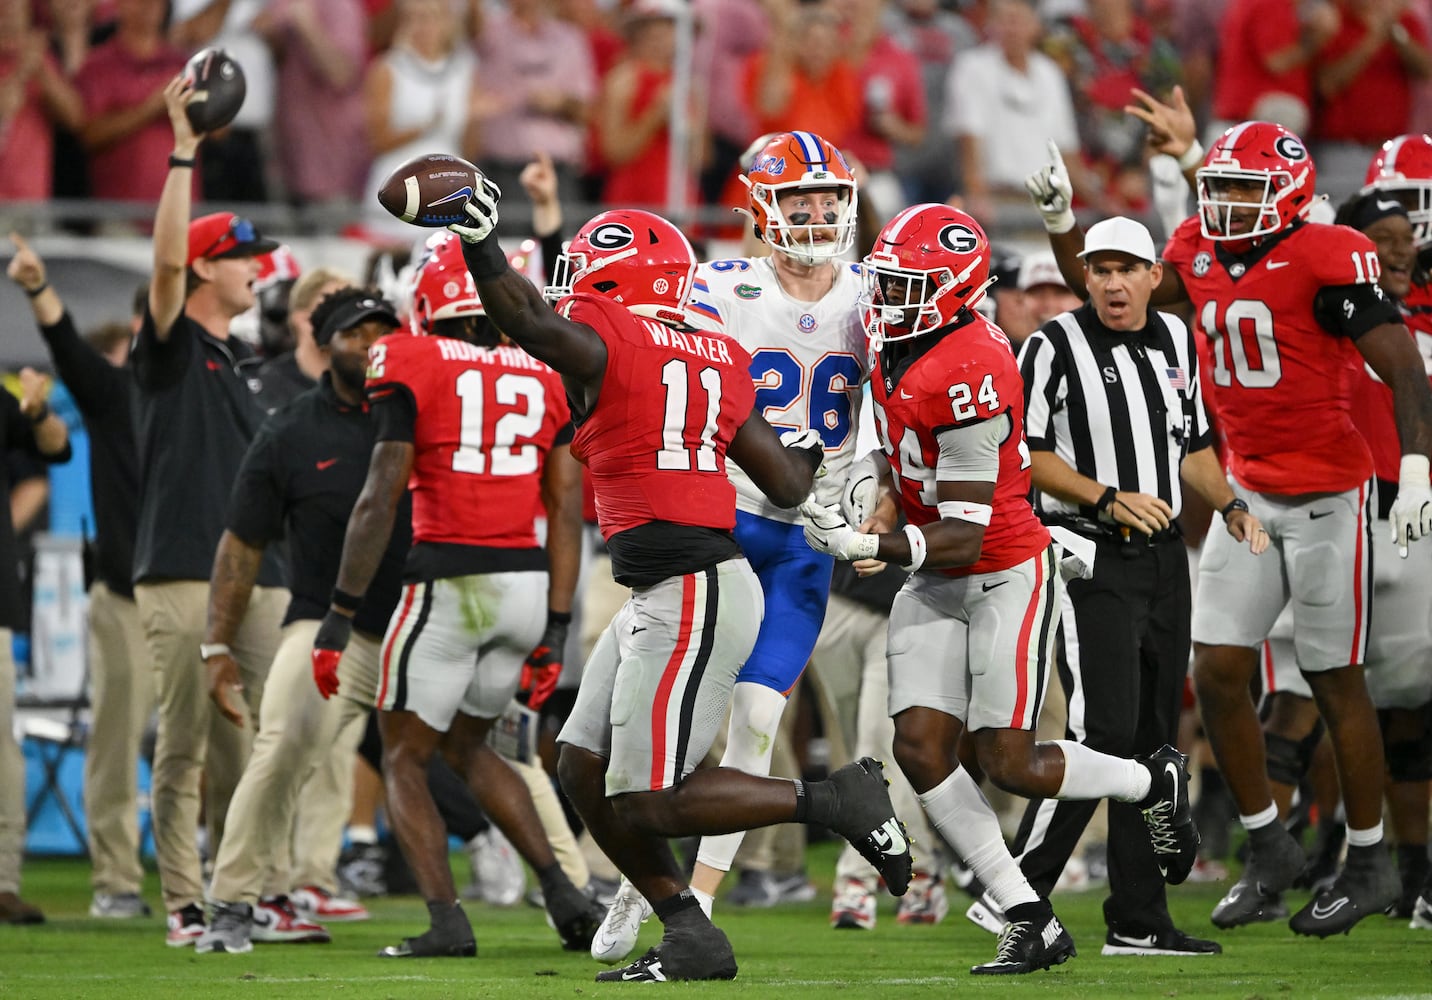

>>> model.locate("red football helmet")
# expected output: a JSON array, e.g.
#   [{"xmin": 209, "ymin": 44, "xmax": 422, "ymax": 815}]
[
  {"xmin": 739, "ymin": 131, "xmax": 858, "ymax": 266},
  {"xmin": 859, "ymin": 204, "xmax": 993, "ymax": 346},
  {"xmin": 1362, "ymin": 134, "xmax": 1432, "ymax": 247},
  {"xmin": 1196, "ymin": 121, "xmax": 1317, "ymax": 241},
  {"xmin": 409, "ymin": 232, "xmax": 483, "ymax": 335},
  {"xmin": 546, "ymin": 209, "xmax": 697, "ymax": 325}
]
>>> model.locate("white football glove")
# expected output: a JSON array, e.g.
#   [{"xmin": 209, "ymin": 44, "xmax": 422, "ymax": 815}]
[
  {"xmin": 1023, "ymin": 138, "xmax": 1076, "ymax": 234},
  {"xmin": 1390, "ymin": 455, "xmax": 1432, "ymax": 557},
  {"xmin": 447, "ymin": 177, "xmax": 502, "ymax": 244},
  {"xmin": 780, "ymin": 428, "xmax": 827, "ymax": 479},
  {"xmin": 800, "ymin": 499, "xmax": 880, "ymax": 561},
  {"xmin": 840, "ymin": 454, "xmax": 882, "ymax": 527}
]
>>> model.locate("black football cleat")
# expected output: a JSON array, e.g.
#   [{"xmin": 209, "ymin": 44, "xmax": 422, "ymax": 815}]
[
  {"xmin": 1139, "ymin": 745, "xmax": 1200, "ymax": 885},
  {"xmin": 1102, "ymin": 925, "xmax": 1222, "ymax": 956},
  {"xmin": 971, "ymin": 911, "xmax": 1076, "ymax": 975},
  {"xmin": 1290, "ymin": 843, "xmax": 1399, "ymax": 937},
  {"xmin": 594, "ymin": 924, "xmax": 737, "ymax": 983},
  {"xmin": 1211, "ymin": 825, "xmax": 1303, "ymax": 929},
  {"xmin": 545, "ymin": 882, "xmax": 608, "ymax": 951},
  {"xmin": 824, "ymin": 757, "xmax": 913, "ymax": 896},
  {"xmin": 378, "ymin": 926, "xmax": 476, "ymax": 958}
]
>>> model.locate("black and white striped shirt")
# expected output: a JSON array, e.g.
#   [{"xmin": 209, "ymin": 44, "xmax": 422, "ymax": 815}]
[{"xmin": 1018, "ymin": 302, "xmax": 1212, "ymax": 521}]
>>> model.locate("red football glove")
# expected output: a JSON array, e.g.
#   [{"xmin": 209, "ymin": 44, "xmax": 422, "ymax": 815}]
[
  {"xmin": 311, "ymin": 608, "xmax": 353, "ymax": 700},
  {"xmin": 518, "ymin": 614, "xmax": 570, "ymax": 711}
]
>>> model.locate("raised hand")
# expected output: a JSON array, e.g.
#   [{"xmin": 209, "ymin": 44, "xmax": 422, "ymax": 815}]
[
  {"xmin": 1126, "ymin": 85, "xmax": 1198, "ymax": 161},
  {"xmin": 1023, "ymin": 139, "xmax": 1075, "ymax": 234},
  {"xmin": 448, "ymin": 177, "xmax": 501, "ymax": 244}
]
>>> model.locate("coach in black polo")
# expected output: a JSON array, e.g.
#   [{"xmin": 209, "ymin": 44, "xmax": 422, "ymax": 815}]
[{"xmin": 1009, "ymin": 217, "xmax": 1266, "ymax": 957}]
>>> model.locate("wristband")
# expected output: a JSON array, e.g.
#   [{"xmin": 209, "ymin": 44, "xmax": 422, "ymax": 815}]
[
  {"xmin": 900, "ymin": 523, "xmax": 927, "ymax": 572},
  {"xmin": 1177, "ymin": 139, "xmax": 1205, "ymax": 173},
  {"xmin": 1220, "ymin": 497, "xmax": 1249, "ymax": 519},
  {"xmin": 24, "ymin": 283, "xmax": 48, "ymax": 299},
  {"xmin": 169, "ymin": 154, "xmax": 196, "ymax": 169},
  {"xmin": 1399, "ymin": 454, "xmax": 1431, "ymax": 489},
  {"xmin": 331, "ymin": 587, "xmax": 363, "ymax": 614},
  {"xmin": 461, "ymin": 235, "xmax": 509, "ymax": 280},
  {"xmin": 199, "ymin": 642, "xmax": 231, "ymax": 660},
  {"xmin": 1096, "ymin": 486, "xmax": 1118, "ymax": 514},
  {"xmin": 546, "ymin": 609, "xmax": 573, "ymax": 627}
]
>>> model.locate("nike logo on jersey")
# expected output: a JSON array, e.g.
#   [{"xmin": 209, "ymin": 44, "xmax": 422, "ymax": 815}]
[
  {"xmin": 1265, "ymin": 260, "xmax": 1290, "ymax": 270},
  {"xmin": 898, "ymin": 389, "xmax": 914, "ymax": 400},
  {"xmin": 1309, "ymin": 509, "xmax": 1334, "ymax": 520},
  {"xmin": 316, "ymin": 458, "xmax": 339, "ymax": 470},
  {"xmin": 981, "ymin": 580, "xmax": 1008, "ymax": 592},
  {"xmin": 1109, "ymin": 932, "xmax": 1157, "ymax": 948}
]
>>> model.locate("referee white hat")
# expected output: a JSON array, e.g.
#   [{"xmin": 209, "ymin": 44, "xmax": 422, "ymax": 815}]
[{"xmin": 1077, "ymin": 216, "xmax": 1158, "ymax": 264}]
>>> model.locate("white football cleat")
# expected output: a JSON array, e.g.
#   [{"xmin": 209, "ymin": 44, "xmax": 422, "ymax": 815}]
[{"xmin": 591, "ymin": 876, "xmax": 652, "ymax": 964}]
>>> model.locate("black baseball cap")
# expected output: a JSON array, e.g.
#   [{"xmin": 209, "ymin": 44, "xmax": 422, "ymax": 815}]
[{"xmin": 315, "ymin": 295, "xmax": 401, "ymax": 345}]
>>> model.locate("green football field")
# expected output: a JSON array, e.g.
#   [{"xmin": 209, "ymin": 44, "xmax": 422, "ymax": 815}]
[{"xmin": 4, "ymin": 841, "xmax": 1430, "ymax": 999}]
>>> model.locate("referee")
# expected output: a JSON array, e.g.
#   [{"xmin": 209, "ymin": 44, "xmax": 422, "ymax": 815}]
[{"xmin": 1008, "ymin": 217, "xmax": 1266, "ymax": 955}]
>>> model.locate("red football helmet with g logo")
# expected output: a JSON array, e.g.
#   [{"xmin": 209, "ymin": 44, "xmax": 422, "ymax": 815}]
[
  {"xmin": 546, "ymin": 209, "xmax": 697, "ymax": 325},
  {"xmin": 740, "ymin": 131, "xmax": 858, "ymax": 266},
  {"xmin": 409, "ymin": 232, "xmax": 482, "ymax": 335},
  {"xmin": 1362, "ymin": 133, "xmax": 1432, "ymax": 247},
  {"xmin": 1196, "ymin": 121, "xmax": 1317, "ymax": 241},
  {"xmin": 860, "ymin": 204, "xmax": 994, "ymax": 346}
]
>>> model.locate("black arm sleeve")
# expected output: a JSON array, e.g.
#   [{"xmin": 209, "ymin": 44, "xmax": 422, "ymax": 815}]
[
  {"xmin": 369, "ymin": 384, "xmax": 417, "ymax": 443},
  {"xmin": 1313, "ymin": 283, "xmax": 1402, "ymax": 339},
  {"xmin": 39, "ymin": 311, "xmax": 123, "ymax": 422}
]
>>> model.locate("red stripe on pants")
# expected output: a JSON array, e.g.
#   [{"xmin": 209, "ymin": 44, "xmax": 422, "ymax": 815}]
[
  {"xmin": 377, "ymin": 584, "xmax": 417, "ymax": 708},
  {"xmin": 1009, "ymin": 553, "xmax": 1045, "ymax": 728},
  {"xmin": 649, "ymin": 575, "xmax": 696, "ymax": 790}
]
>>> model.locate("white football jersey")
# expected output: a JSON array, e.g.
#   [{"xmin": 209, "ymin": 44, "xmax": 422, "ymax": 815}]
[{"xmin": 688, "ymin": 256, "xmax": 870, "ymax": 522}]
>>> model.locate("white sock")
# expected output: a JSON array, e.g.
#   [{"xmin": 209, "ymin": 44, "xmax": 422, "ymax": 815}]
[
  {"xmin": 348, "ymin": 825, "xmax": 378, "ymax": 845},
  {"xmin": 695, "ymin": 683, "xmax": 787, "ymax": 872},
  {"xmin": 1050, "ymin": 740, "xmax": 1151, "ymax": 802},
  {"xmin": 919, "ymin": 767, "xmax": 1038, "ymax": 911},
  {"xmin": 1346, "ymin": 822, "xmax": 1383, "ymax": 848},
  {"xmin": 692, "ymin": 887, "xmax": 714, "ymax": 918},
  {"xmin": 1239, "ymin": 803, "xmax": 1279, "ymax": 832}
]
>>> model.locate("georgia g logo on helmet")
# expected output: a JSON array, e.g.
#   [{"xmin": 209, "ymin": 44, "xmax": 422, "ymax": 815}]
[
  {"xmin": 938, "ymin": 223, "xmax": 980, "ymax": 254},
  {"xmin": 1274, "ymin": 135, "xmax": 1307, "ymax": 162},
  {"xmin": 588, "ymin": 223, "xmax": 635, "ymax": 251}
]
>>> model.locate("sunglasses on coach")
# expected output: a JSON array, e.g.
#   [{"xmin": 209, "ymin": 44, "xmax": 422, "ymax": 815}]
[{"xmin": 198, "ymin": 217, "xmax": 259, "ymax": 260}]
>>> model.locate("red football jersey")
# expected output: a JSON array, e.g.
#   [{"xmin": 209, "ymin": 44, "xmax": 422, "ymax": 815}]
[
  {"xmin": 1350, "ymin": 305, "xmax": 1432, "ymax": 483},
  {"xmin": 1163, "ymin": 218, "xmax": 1377, "ymax": 494},
  {"xmin": 555, "ymin": 293, "xmax": 757, "ymax": 539},
  {"xmin": 872, "ymin": 314, "xmax": 1050, "ymax": 577},
  {"xmin": 365, "ymin": 334, "xmax": 570, "ymax": 547}
]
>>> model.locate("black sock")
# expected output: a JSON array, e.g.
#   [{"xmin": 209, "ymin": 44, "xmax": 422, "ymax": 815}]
[
  {"xmin": 1248, "ymin": 822, "xmax": 1288, "ymax": 848},
  {"xmin": 426, "ymin": 899, "xmax": 471, "ymax": 936},
  {"xmin": 795, "ymin": 778, "xmax": 837, "ymax": 826},
  {"xmin": 1398, "ymin": 842, "xmax": 1428, "ymax": 882},
  {"xmin": 1006, "ymin": 899, "xmax": 1053, "ymax": 925},
  {"xmin": 652, "ymin": 888, "xmax": 702, "ymax": 925},
  {"xmin": 536, "ymin": 862, "xmax": 572, "ymax": 899}
]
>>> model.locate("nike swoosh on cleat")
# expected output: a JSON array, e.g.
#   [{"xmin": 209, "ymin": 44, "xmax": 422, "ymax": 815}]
[
  {"xmin": 871, "ymin": 819, "xmax": 908, "ymax": 856},
  {"xmin": 1311, "ymin": 898, "xmax": 1351, "ymax": 920},
  {"xmin": 1111, "ymin": 933, "xmax": 1157, "ymax": 948}
]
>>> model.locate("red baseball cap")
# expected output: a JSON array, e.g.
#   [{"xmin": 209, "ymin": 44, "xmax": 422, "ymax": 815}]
[{"xmin": 187, "ymin": 212, "xmax": 280, "ymax": 267}]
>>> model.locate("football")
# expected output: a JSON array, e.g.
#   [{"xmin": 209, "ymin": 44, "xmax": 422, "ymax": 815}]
[
  {"xmin": 183, "ymin": 47, "xmax": 246, "ymax": 134},
  {"xmin": 377, "ymin": 153, "xmax": 484, "ymax": 228}
]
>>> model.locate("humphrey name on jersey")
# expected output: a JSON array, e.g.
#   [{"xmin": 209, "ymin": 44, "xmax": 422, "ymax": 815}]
[{"xmin": 433, "ymin": 339, "xmax": 553, "ymax": 371}]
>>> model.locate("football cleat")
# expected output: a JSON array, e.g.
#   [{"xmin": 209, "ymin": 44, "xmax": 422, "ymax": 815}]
[
  {"xmin": 591, "ymin": 876, "xmax": 652, "ymax": 963},
  {"xmin": 725, "ymin": 869, "xmax": 818, "ymax": 907},
  {"xmin": 971, "ymin": 910, "xmax": 1076, "ymax": 975},
  {"xmin": 594, "ymin": 925, "xmax": 737, "ymax": 983},
  {"xmin": 194, "ymin": 901, "xmax": 253, "ymax": 955},
  {"xmin": 291, "ymin": 885, "xmax": 369, "ymax": 923},
  {"xmin": 1290, "ymin": 844, "xmax": 1399, "ymax": 937},
  {"xmin": 1138, "ymin": 745, "xmax": 1199, "ymax": 885},
  {"xmin": 545, "ymin": 882, "xmax": 607, "ymax": 951},
  {"xmin": 896, "ymin": 873, "xmax": 949, "ymax": 925},
  {"xmin": 462, "ymin": 827, "xmax": 525, "ymax": 906},
  {"xmin": 378, "ymin": 930, "xmax": 477, "ymax": 958},
  {"xmin": 89, "ymin": 892, "xmax": 151, "ymax": 919},
  {"xmin": 164, "ymin": 903, "xmax": 206, "ymax": 947},
  {"xmin": 252, "ymin": 895, "xmax": 330, "ymax": 944},
  {"xmin": 1411, "ymin": 892, "xmax": 1432, "ymax": 930},
  {"xmin": 830, "ymin": 876, "xmax": 877, "ymax": 930},
  {"xmin": 1102, "ymin": 926, "xmax": 1222, "ymax": 956},
  {"xmin": 1210, "ymin": 826, "xmax": 1303, "ymax": 929},
  {"xmin": 824, "ymin": 758, "xmax": 913, "ymax": 896}
]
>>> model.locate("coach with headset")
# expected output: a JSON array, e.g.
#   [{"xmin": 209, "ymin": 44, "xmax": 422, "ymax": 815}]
[{"xmin": 1003, "ymin": 216, "xmax": 1267, "ymax": 956}]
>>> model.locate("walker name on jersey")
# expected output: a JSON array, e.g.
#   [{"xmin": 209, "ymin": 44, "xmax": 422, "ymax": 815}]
[
  {"xmin": 434, "ymin": 339, "xmax": 551, "ymax": 371},
  {"xmin": 645, "ymin": 324, "xmax": 734, "ymax": 365}
]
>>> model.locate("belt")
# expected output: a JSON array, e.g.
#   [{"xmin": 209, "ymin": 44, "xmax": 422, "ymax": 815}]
[{"xmin": 1045, "ymin": 514, "xmax": 1183, "ymax": 548}]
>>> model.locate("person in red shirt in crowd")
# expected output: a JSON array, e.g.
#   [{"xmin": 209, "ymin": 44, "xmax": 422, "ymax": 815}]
[
  {"xmin": 1210, "ymin": 0, "xmax": 1339, "ymax": 139},
  {"xmin": 442, "ymin": 180, "xmax": 911, "ymax": 982},
  {"xmin": 75, "ymin": 0, "xmax": 190, "ymax": 207},
  {"xmin": 801, "ymin": 203, "xmax": 1199, "ymax": 976},
  {"xmin": 1310, "ymin": 0, "xmax": 1432, "ymax": 199},
  {"xmin": 745, "ymin": 0, "xmax": 861, "ymax": 153},
  {"xmin": 596, "ymin": 0, "xmax": 701, "ymax": 212},
  {"xmin": 830, "ymin": 0, "xmax": 927, "ymax": 217},
  {"xmin": 1059, "ymin": 98, "xmax": 1432, "ymax": 936},
  {"xmin": 693, "ymin": 0, "xmax": 771, "ymax": 204},
  {"xmin": 0, "ymin": 0, "xmax": 83, "ymax": 202}
]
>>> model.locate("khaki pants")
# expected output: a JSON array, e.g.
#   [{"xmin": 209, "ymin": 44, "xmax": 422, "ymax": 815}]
[
  {"xmin": 511, "ymin": 754, "xmax": 589, "ymax": 886},
  {"xmin": 137, "ymin": 580, "xmax": 287, "ymax": 913},
  {"xmin": 209, "ymin": 621, "xmax": 376, "ymax": 905},
  {"xmin": 84, "ymin": 583, "xmax": 154, "ymax": 895},
  {"xmin": 0, "ymin": 628, "xmax": 21, "ymax": 895}
]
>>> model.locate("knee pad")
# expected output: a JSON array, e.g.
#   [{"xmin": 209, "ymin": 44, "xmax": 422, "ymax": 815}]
[
  {"xmin": 1264, "ymin": 732, "xmax": 1306, "ymax": 787},
  {"xmin": 1296, "ymin": 717, "xmax": 1326, "ymax": 768},
  {"xmin": 1385, "ymin": 738, "xmax": 1432, "ymax": 783}
]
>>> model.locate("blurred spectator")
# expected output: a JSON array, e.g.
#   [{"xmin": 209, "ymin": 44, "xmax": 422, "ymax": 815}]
[
  {"xmin": 172, "ymin": 0, "xmax": 278, "ymax": 203},
  {"xmin": 0, "ymin": 0, "xmax": 84, "ymax": 203},
  {"xmin": 884, "ymin": 0, "xmax": 979, "ymax": 205},
  {"xmin": 474, "ymin": 0, "xmax": 596, "ymax": 225},
  {"xmin": 1165, "ymin": 0, "xmax": 1226, "ymax": 130},
  {"xmin": 1016, "ymin": 249, "xmax": 1081, "ymax": 342},
  {"xmin": 832, "ymin": 0, "xmax": 928, "ymax": 218},
  {"xmin": 74, "ymin": 0, "xmax": 188, "ymax": 207},
  {"xmin": 1209, "ymin": 0, "xmax": 1340, "ymax": 140},
  {"xmin": 259, "ymin": 0, "xmax": 367, "ymax": 208},
  {"xmin": 693, "ymin": 0, "xmax": 771, "ymax": 204},
  {"xmin": 596, "ymin": 0, "xmax": 701, "ymax": 211},
  {"xmin": 746, "ymin": 1, "xmax": 861, "ymax": 153},
  {"xmin": 1312, "ymin": 0, "xmax": 1432, "ymax": 204},
  {"xmin": 1046, "ymin": 0, "xmax": 1181, "ymax": 215},
  {"xmin": 361, "ymin": 0, "xmax": 481, "ymax": 239},
  {"xmin": 944, "ymin": 0, "xmax": 1089, "ymax": 223},
  {"xmin": 255, "ymin": 264, "xmax": 352, "ymax": 411}
]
